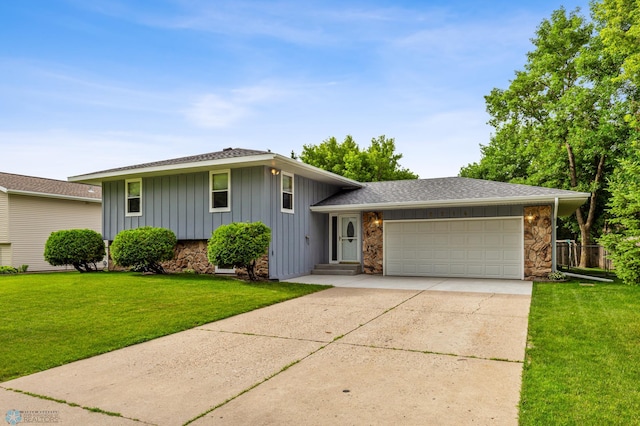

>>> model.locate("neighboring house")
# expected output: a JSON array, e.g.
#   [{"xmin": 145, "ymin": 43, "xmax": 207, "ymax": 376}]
[
  {"xmin": 0, "ymin": 172, "xmax": 102, "ymax": 271},
  {"xmin": 69, "ymin": 148, "xmax": 590, "ymax": 281}
]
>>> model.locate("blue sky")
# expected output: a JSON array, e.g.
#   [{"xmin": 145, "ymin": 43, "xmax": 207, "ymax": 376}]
[{"xmin": 1, "ymin": 0, "xmax": 590, "ymax": 181}]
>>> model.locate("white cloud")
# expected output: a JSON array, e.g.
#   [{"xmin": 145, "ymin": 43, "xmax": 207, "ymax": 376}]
[
  {"xmin": 184, "ymin": 84, "xmax": 289, "ymax": 128},
  {"xmin": 185, "ymin": 94, "xmax": 247, "ymax": 128}
]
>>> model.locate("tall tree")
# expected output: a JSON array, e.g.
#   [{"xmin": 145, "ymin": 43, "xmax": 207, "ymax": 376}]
[
  {"xmin": 594, "ymin": 0, "xmax": 640, "ymax": 283},
  {"xmin": 461, "ymin": 7, "xmax": 631, "ymax": 267},
  {"xmin": 299, "ymin": 135, "xmax": 418, "ymax": 182}
]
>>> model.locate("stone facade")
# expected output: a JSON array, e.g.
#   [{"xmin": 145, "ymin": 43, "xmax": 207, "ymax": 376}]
[
  {"xmin": 524, "ymin": 205, "xmax": 553, "ymax": 280},
  {"xmin": 107, "ymin": 238, "xmax": 270, "ymax": 278},
  {"xmin": 362, "ymin": 211, "xmax": 383, "ymax": 274},
  {"xmin": 161, "ymin": 240, "xmax": 216, "ymax": 274},
  {"xmin": 161, "ymin": 240, "xmax": 269, "ymax": 278}
]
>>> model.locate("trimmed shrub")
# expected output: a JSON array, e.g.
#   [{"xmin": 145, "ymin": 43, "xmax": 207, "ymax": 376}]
[
  {"xmin": 110, "ymin": 227, "xmax": 177, "ymax": 274},
  {"xmin": 0, "ymin": 266, "xmax": 18, "ymax": 274},
  {"xmin": 207, "ymin": 221, "xmax": 271, "ymax": 281},
  {"xmin": 44, "ymin": 229, "xmax": 106, "ymax": 273}
]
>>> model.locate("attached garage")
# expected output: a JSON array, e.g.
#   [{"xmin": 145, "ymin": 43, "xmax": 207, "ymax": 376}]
[{"xmin": 384, "ymin": 218, "xmax": 523, "ymax": 279}]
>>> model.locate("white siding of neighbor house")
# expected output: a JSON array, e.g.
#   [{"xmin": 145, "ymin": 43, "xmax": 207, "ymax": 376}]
[{"xmin": 8, "ymin": 194, "xmax": 102, "ymax": 271}]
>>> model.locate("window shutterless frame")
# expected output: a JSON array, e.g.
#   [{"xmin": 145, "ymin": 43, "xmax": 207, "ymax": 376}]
[
  {"xmin": 125, "ymin": 178, "xmax": 142, "ymax": 217},
  {"xmin": 209, "ymin": 169, "xmax": 231, "ymax": 212},
  {"xmin": 281, "ymin": 171, "xmax": 294, "ymax": 214}
]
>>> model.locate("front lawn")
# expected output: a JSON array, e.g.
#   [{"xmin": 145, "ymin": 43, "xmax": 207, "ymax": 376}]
[
  {"xmin": 519, "ymin": 281, "xmax": 640, "ymax": 425},
  {"xmin": 0, "ymin": 272, "xmax": 328, "ymax": 382}
]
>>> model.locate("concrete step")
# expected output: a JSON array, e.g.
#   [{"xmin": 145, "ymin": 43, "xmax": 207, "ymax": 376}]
[
  {"xmin": 311, "ymin": 263, "xmax": 361, "ymax": 276},
  {"xmin": 311, "ymin": 268, "xmax": 359, "ymax": 276}
]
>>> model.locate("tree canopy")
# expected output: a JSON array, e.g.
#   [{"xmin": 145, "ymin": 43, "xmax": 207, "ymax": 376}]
[
  {"xmin": 594, "ymin": 0, "xmax": 640, "ymax": 283},
  {"xmin": 460, "ymin": 6, "xmax": 637, "ymax": 267},
  {"xmin": 298, "ymin": 135, "xmax": 418, "ymax": 182}
]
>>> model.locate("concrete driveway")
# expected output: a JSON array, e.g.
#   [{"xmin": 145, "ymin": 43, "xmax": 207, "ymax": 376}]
[{"xmin": 1, "ymin": 282, "xmax": 531, "ymax": 425}]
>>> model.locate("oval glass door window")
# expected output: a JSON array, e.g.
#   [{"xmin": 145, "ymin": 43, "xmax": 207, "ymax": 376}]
[{"xmin": 347, "ymin": 221, "xmax": 355, "ymax": 242}]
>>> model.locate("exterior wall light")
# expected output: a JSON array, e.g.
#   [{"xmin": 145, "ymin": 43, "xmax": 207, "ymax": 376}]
[{"xmin": 271, "ymin": 168, "xmax": 280, "ymax": 175}]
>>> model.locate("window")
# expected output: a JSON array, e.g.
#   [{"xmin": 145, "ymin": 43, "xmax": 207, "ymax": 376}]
[
  {"xmin": 210, "ymin": 170, "xmax": 231, "ymax": 212},
  {"xmin": 125, "ymin": 178, "xmax": 142, "ymax": 216},
  {"xmin": 281, "ymin": 172, "xmax": 294, "ymax": 213}
]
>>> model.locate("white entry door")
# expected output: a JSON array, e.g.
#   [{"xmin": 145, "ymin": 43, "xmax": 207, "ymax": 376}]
[{"xmin": 335, "ymin": 215, "xmax": 360, "ymax": 263}]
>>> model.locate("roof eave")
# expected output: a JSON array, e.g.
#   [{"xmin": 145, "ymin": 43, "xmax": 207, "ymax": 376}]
[
  {"xmin": 310, "ymin": 194, "xmax": 590, "ymax": 216},
  {"xmin": 69, "ymin": 153, "xmax": 363, "ymax": 188},
  {"xmin": 7, "ymin": 189, "xmax": 101, "ymax": 203}
]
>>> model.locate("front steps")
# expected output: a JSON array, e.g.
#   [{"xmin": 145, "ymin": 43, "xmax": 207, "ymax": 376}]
[{"xmin": 311, "ymin": 263, "xmax": 361, "ymax": 276}]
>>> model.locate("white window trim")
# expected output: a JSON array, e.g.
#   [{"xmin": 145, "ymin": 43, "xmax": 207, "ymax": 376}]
[
  {"xmin": 125, "ymin": 178, "xmax": 142, "ymax": 217},
  {"xmin": 281, "ymin": 171, "xmax": 294, "ymax": 214},
  {"xmin": 209, "ymin": 169, "xmax": 231, "ymax": 213}
]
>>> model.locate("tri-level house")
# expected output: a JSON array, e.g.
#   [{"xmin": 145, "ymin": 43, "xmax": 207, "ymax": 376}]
[{"xmin": 70, "ymin": 148, "xmax": 590, "ymax": 281}]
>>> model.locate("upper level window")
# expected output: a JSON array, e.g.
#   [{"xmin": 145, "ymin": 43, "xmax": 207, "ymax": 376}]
[
  {"xmin": 281, "ymin": 172, "xmax": 294, "ymax": 213},
  {"xmin": 210, "ymin": 170, "xmax": 231, "ymax": 212},
  {"xmin": 125, "ymin": 178, "xmax": 142, "ymax": 217}
]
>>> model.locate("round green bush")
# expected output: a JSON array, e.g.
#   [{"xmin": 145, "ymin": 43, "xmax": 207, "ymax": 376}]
[
  {"xmin": 207, "ymin": 221, "xmax": 271, "ymax": 281},
  {"xmin": 110, "ymin": 227, "xmax": 177, "ymax": 274},
  {"xmin": 44, "ymin": 229, "xmax": 106, "ymax": 272}
]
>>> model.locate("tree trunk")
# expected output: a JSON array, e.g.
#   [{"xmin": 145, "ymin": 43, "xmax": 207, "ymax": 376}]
[{"xmin": 567, "ymin": 141, "xmax": 606, "ymax": 268}]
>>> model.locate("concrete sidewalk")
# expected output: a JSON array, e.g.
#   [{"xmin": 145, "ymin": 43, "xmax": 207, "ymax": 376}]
[{"xmin": 1, "ymin": 287, "xmax": 531, "ymax": 425}]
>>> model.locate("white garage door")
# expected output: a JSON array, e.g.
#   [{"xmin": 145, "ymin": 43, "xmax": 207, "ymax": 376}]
[{"xmin": 385, "ymin": 218, "xmax": 523, "ymax": 279}]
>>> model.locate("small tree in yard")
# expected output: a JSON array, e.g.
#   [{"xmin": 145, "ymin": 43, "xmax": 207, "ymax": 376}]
[
  {"xmin": 110, "ymin": 227, "xmax": 176, "ymax": 274},
  {"xmin": 207, "ymin": 222, "xmax": 271, "ymax": 281},
  {"xmin": 44, "ymin": 229, "xmax": 106, "ymax": 272}
]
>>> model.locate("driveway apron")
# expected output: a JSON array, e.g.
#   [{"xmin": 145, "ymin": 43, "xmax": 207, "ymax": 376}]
[{"xmin": 1, "ymin": 286, "xmax": 530, "ymax": 425}]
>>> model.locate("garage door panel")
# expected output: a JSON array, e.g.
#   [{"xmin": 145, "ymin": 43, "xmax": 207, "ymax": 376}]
[
  {"xmin": 467, "ymin": 250, "xmax": 484, "ymax": 260},
  {"xmin": 417, "ymin": 249, "xmax": 435, "ymax": 260},
  {"xmin": 432, "ymin": 235, "xmax": 449, "ymax": 245},
  {"xmin": 485, "ymin": 250, "xmax": 503, "ymax": 261},
  {"xmin": 467, "ymin": 221, "xmax": 484, "ymax": 232},
  {"xmin": 484, "ymin": 234, "xmax": 502, "ymax": 246},
  {"xmin": 504, "ymin": 251, "xmax": 521, "ymax": 261},
  {"xmin": 416, "ymin": 222, "xmax": 435, "ymax": 232},
  {"xmin": 503, "ymin": 234, "xmax": 522, "ymax": 247},
  {"xmin": 450, "ymin": 235, "xmax": 466, "ymax": 246},
  {"xmin": 385, "ymin": 218, "xmax": 522, "ymax": 279},
  {"xmin": 503, "ymin": 220, "xmax": 522, "ymax": 232}
]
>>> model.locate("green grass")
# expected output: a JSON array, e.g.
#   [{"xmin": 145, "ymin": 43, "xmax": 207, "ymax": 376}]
[
  {"xmin": 0, "ymin": 272, "xmax": 329, "ymax": 382},
  {"xmin": 519, "ymin": 280, "xmax": 640, "ymax": 425}
]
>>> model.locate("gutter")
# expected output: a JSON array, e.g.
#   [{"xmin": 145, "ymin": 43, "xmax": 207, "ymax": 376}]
[
  {"xmin": 7, "ymin": 189, "xmax": 101, "ymax": 203},
  {"xmin": 310, "ymin": 194, "xmax": 589, "ymax": 213},
  {"xmin": 68, "ymin": 153, "xmax": 363, "ymax": 189}
]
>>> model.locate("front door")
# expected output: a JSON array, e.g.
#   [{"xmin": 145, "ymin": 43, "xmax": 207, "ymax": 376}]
[{"xmin": 330, "ymin": 214, "xmax": 360, "ymax": 263}]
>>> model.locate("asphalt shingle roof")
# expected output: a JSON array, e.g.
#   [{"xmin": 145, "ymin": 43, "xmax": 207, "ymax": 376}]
[
  {"xmin": 314, "ymin": 177, "xmax": 586, "ymax": 206},
  {"xmin": 87, "ymin": 148, "xmax": 270, "ymax": 175},
  {"xmin": 0, "ymin": 172, "xmax": 101, "ymax": 200}
]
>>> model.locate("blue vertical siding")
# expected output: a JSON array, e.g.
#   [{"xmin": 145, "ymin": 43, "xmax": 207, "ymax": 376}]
[
  {"xmin": 383, "ymin": 205, "xmax": 524, "ymax": 220},
  {"xmin": 102, "ymin": 166, "xmax": 341, "ymax": 279},
  {"xmin": 267, "ymin": 171, "xmax": 339, "ymax": 280}
]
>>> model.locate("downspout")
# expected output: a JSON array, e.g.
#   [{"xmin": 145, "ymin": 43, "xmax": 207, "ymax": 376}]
[{"xmin": 552, "ymin": 197, "xmax": 559, "ymax": 272}]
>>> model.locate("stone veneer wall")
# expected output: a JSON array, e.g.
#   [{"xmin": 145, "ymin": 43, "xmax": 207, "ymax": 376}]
[
  {"xmin": 524, "ymin": 205, "xmax": 553, "ymax": 280},
  {"xmin": 105, "ymin": 239, "xmax": 271, "ymax": 278},
  {"xmin": 161, "ymin": 240, "xmax": 216, "ymax": 274},
  {"xmin": 362, "ymin": 211, "xmax": 383, "ymax": 274}
]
